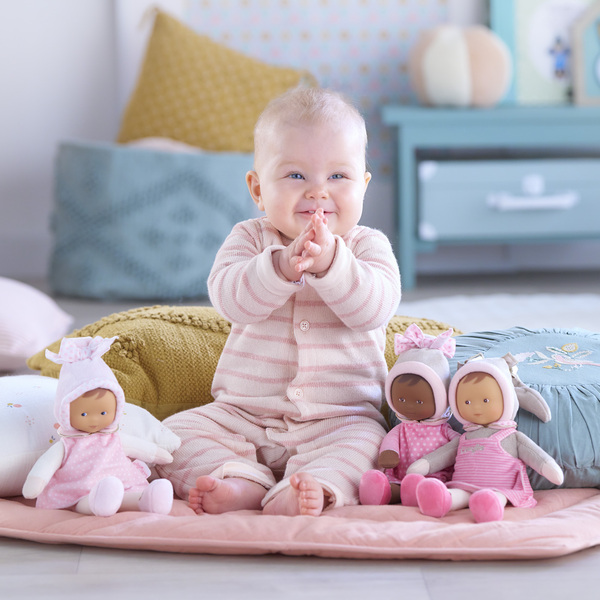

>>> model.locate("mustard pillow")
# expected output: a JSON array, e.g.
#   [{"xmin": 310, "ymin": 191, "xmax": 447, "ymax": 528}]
[
  {"xmin": 117, "ymin": 11, "xmax": 317, "ymax": 152},
  {"xmin": 27, "ymin": 306, "xmax": 459, "ymax": 421}
]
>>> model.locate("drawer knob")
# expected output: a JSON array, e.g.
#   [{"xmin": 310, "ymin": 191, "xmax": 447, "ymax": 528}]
[{"xmin": 522, "ymin": 173, "xmax": 545, "ymax": 196}]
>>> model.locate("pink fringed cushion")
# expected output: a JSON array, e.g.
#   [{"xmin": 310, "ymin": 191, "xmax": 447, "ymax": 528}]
[{"xmin": 1, "ymin": 489, "xmax": 599, "ymax": 560}]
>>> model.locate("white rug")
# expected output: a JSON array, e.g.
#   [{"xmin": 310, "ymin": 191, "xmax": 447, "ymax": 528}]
[{"xmin": 397, "ymin": 293, "xmax": 600, "ymax": 334}]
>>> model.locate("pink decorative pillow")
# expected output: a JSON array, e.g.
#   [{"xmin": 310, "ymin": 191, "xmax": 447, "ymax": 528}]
[{"xmin": 0, "ymin": 277, "xmax": 73, "ymax": 372}]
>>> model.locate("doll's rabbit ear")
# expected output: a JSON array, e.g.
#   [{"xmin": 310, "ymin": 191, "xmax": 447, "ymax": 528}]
[
  {"xmin": 503, "ymin": 353, "xmax": 552, "ymax": 423},
  {"xmin": 515, "ymin": 385, "xmax": 551, "ymax": 423}
]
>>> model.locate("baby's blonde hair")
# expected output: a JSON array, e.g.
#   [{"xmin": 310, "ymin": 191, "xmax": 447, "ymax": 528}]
[{"xmin": 253, "ymin": 86, "xmax": 368, "ymax": 166}]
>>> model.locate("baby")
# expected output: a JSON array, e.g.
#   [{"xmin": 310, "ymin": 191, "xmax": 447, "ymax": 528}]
[{"xmin": 156, "ymin": 86, "xmax": 401, "ymax": 516}]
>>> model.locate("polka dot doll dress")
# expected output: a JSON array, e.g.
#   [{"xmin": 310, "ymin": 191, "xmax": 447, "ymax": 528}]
[{"xmin": 34, "ymin": 336, "xmax": 150, "ymax": 510}]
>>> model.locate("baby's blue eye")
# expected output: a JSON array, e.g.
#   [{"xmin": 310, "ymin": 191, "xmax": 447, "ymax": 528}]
[
  {"xmin": 81, "ymin": 412, "xmax": 87, "ymax": 417},
  {"xmin": 101, "ymin": 411, "xmax": 107, "ymax": 416},
  {"xmin": 330, "ymin": 173, "xmax": 344, "ymax": 179},
  {"xmin": 288, "ymin": 173, "xmax": 303, "ymax": 179}
]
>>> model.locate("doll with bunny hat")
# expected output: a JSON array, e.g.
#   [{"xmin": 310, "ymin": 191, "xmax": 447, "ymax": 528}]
[
  {"xmin": 22, "ymin": 336, "xmax": 174, "ymax": 517},
  {"xmin": 359, "ymin": 324, "xmax": 460, "ymax": 506},
  {"xmin": 408, "ymin": 354, "xmax": 564, "ymax": 523}
]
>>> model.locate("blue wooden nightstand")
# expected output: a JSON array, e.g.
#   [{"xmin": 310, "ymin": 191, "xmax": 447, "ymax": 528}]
[{"xmin": 382, "ymin": 105, "xmax": 600, "ymax": 289}]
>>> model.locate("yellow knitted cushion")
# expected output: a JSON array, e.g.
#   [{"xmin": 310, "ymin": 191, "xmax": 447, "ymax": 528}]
[
  {"xmin": 27, "ymin": 306, "xmax": 459, "ymax": 421},
  {"xmin": 117, "ymin": 11, "xmax": 317, "ymax": 152}
]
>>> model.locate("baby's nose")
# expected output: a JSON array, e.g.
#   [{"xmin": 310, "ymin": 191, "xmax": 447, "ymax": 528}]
[{"xmin": 305, "ymin": 183, "xmax": 329, "ymax": 199}]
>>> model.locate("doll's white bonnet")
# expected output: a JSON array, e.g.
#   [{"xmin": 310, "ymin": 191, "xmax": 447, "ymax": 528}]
[{"xmin": 385, "ymin": 323, "xmax": 455, "ymax": 421}]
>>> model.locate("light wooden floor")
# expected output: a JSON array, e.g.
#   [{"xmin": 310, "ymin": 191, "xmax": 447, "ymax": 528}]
[{"xmin": 2, "ymin": 270, "xmax": 600, "ymax": 599}]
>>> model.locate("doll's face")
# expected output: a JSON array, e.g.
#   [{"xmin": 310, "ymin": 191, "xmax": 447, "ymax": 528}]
[
  {"xmin": 456, "ymin": 373, "xmax": 504, "ymax": 426},
  {"xmin": 390, "ymin": 374, "xmax": 435, "ymax": 421},
  {"xmin": 70, "ymin": 388, "xmax": 117, "ymax": 433}
]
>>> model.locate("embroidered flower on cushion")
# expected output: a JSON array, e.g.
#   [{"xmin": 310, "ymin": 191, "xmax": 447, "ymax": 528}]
[{"xmin": 514, "ymin": 342, "xmax": 600, "ymax": 372}]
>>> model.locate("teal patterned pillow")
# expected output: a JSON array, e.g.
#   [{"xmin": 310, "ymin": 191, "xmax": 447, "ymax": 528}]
[
  {"xmin": 50, "ymin": 141, "xmax": 255, "ymax": 300},
  {"xmin": 452, "ymin": 327, "xmax": 600, "ymax": 490}
]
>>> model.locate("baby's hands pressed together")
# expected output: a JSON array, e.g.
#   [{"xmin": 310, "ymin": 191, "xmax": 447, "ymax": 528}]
[
  {"xmin": 296, "ymin": 209, "xmax": 336, "ymax": 277},
  {"xmin": 295, "ymin": 208, "xmax": 335, "ymax": 277},
  {"xmin": 275, "ymin": 209, "xmax": 336, "ymax": 282}
]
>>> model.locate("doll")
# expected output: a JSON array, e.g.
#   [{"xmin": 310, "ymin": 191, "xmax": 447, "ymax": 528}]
[
  {"xmin": 359, "ymin": 324, "xmax": 460, "ymax": 506},
  {"xmin": 22, "ymin": 336, "xmax": 175, "ymax": 517},
  {"xmin": 407, "ymin": 354, "xmax": 564, "ymax": 522}
]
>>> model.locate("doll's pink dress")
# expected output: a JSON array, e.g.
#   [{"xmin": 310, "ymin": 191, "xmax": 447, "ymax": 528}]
[
  {"xmin": 35, "ymin": 433, "xmax": 150, "ymax": 510},
  {"xmin": 447, "ymin": 428, "xmax": 536, "ymax": 508},
  {"xmin": 381, "ymin": 421, "xmax": 459, "ymax": 485}
]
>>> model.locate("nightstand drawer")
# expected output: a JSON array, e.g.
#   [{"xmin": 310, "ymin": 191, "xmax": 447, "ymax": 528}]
[{"xmin": 418, "ymin": 158, "xmax": 600, "ymax": 242}]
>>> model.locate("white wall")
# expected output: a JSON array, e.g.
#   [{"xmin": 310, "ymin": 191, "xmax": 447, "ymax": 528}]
[
  {"xmin": 0, "ymin": 0, "xmax": 118, "ymax": 280},
  {"xmin": 1, "ymin": 0, "xmax": 598, "ymax": 283}
]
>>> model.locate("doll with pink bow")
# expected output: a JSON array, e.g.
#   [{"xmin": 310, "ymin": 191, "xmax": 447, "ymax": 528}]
[
  {"xmin": 407, "ymin": 353, "xmax": 564, "ymax": 522},
  {"xmin": 22, "ymin": 336, "xmax": 175, "ymax": 517},
  {"xmin": 359, "ymin": 324, "xmax": 460, "ymax": 505}
]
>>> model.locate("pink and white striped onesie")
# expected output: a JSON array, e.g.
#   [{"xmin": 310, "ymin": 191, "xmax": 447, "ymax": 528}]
[{"xmin": 158, "ymin": 217, "xmax": 401, "ymax": 507}]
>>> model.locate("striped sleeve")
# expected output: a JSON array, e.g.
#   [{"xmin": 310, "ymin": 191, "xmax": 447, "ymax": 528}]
[
  {"xmin": 307, "ymin": 227, "xmax": 401, "ymax": 331},
  {"xmin": 207, "ymin": 220, "xmax": 301, "ymax": 324}
]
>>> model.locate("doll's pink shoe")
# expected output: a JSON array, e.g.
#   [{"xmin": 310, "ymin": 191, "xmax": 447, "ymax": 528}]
[
  {"xmin": 359, "ymin": 470, "xmax": 391, "ymax": 505},
  {"xmin": 416, "ymin": 477, "xmax": 452, "ymax": 518},
  {"xmin": 88, "ymin": 476, "xmax": 124, "ymax": 517},
  {"xmin": 400, "ymin": 473, "xmax": 424, "ymax": 507},
  {"xmin": 139, "ymin": 479, "xmax": 174, "ymax": 515},
  {"xmin": 469, "ymin": 489, "xmax": 504, "ymax": 523}
]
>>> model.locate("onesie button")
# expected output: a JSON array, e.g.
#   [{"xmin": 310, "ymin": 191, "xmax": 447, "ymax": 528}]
[
  {"xmin": 294, "ymin": 388, "xmax": 303, "ymax": 399},
  {"xmin": 299, "ymin": 320, "xmax": 310, "ymax": 332}
]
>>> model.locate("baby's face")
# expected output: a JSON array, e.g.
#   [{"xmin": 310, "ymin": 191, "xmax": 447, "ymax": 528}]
[
  {"xmin": 70, "ymin": 388, "xmax": 117, "ymax": 433},
  {"xmin": 456, "ymin": 375, "xmax": 504, "ymax": 426},
  {"xmin": 247, "ymin": 120, "xmax": 371, "ymax": 241}
]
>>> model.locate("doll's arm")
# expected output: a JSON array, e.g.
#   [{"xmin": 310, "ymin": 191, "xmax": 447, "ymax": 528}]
[
  {"xmin": 120, "ymin": 433, "xmax": 173, "ymax": 465},
  {"xmin": 378, "ymin": 425, "xmax": 401, "ymax": 468},
  {"xmin": 22, "ymin": 442, "xmax": 65, "ymax": 499},
  {"xmin": 515, "ymin": 431, "xmax": 564, "ymax": 486},
  {"xmin": 407, "ymin": 437, "xmax": 460, "ymax": 476}
]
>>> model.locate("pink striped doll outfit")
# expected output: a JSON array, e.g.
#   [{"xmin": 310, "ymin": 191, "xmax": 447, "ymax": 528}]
[
  {"xmin": 359, "ymin": 324, "xmax": 459, "ymax": 506},
  {"xmin": 448, "ymin": 428, "xmax": 535, "ymax": 507},
  {"xmin": 157, "ymin": 216, "xmax": 401, "ymax": 507}
]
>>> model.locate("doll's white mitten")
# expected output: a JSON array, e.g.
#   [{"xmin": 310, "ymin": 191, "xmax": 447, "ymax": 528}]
[
  {"xmin": 542, "ymin": 461, "xmax": 564, "ymax": 486},
  {"xmin": 22, "ymin": 476, "xmax": 48, "ymax": 499},
  {"xmin": 153, "ymin": 447, "xmax": 174, "ymax": 465},
  {"xmin": 406, "ymin": 458, "xmax": 430, "ymax": 476}
]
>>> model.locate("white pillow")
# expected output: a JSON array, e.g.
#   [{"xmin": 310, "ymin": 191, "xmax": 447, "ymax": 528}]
[
  {"xmin": 0, "ymin": 277, "xmax": 74, "ymax": 372},
  {"xmin": 0, "ymin": 375, "xmax": 181, "ymax": 497}
]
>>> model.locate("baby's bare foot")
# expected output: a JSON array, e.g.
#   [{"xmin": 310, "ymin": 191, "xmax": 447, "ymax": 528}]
[
  {"xmin": 263, "ymin": 473, "xmax": 325, "ymax": 517},
  {"xmin": 188, "ymin": 476, "xmax": 266, "ymax": 514}
]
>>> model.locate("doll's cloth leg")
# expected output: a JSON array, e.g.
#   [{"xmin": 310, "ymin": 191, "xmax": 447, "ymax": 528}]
[
  {"xmin": 400, "ymin": 473, "xmax": 425, "ymax": 507},
  {"xmin": 263, "ymin": 415, "xmax": 386, "ymax": 509},
  {"xmin": 416, "ymin": 478, "xmax": 470, "ymax": 518},
  {"xmin": 359, "ymin": 469, "xmax": 392, "ymax": 505},
  {"xmin": 76, "ymin": 476, "xmax": 124, "ymax": 517},
  {"xmin": 156, "ymin": 402, "xmax": 287, "ymax": 500},
  {"xmin": 138, "ymin": 479, "xmax": 174, "ymax": 514},
  {"xmin": 469, "ymin": 489, "xmax": 507, "ymax": 523}
]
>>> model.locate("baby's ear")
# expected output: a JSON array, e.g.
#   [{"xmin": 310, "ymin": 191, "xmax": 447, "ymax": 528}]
[{"xmin": 246, "ymin": 171, "xmax": 264, "ymax": 211}]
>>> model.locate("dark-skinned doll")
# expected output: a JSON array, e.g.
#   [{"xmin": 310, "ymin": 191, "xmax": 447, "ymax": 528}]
[{"xmin": 359, "ymin": 324, "xmax": 459, "ymax": 505}]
